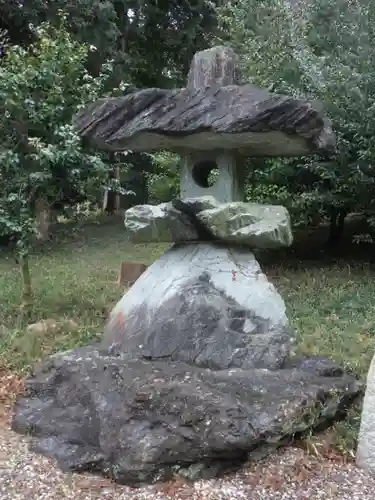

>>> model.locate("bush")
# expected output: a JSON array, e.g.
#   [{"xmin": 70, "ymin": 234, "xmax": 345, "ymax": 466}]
[{"xmin": 218, "ymin": 0, "xmax": 375, "ymax": 244}]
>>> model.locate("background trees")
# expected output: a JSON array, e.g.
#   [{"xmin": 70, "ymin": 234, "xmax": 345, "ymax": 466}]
[
  {"xmin": 0, "ymin": 0, "xmax": 218, "ymax": 87},
  {"xmin": 217, "ymin": 0, "xmax": 375, "ymax": 246},
  {"xmin": 0, "ymin": 17, "xmax": 129, "ymax": 302},
  {"xmin": 0, "ymin": 1, "xmax": 219, "ymax": 302},
  {"xmin": 2, "ymin": 0, "xmax": 375, "ymax": 302}
]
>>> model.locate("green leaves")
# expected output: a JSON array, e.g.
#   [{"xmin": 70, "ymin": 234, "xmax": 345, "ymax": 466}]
[
  {"xmin": 218, "ymin": 0, "xmax": 375, "ymax": 227},
  {"xmin": 2, "ymin": 0, "xmax": 218, "ymax": 89},
  {"xmin": 146, "ymin": 152, "xmax": 181, "ymax": 203},
  {"xmin": 0, "ymin": 17, "xmax": 127, "ymax": 256}
]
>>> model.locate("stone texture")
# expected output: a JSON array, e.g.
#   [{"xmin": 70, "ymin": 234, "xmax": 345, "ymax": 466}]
[
  {"xmin": 357, "ymin": 353, "xmax": 375, "ymax": 472},
  {"xmin": 12, "ymin": 346, "xmax": 362, "ymax": 485},
  {"xmin": 124, "ymin": 196, "xmax": 293, "ymax": 248},
  {"xmin": 186, "ymin": 46, "xmax": 241, "ymax": 89},
  {"xmin": 177, "ymin": 195, "xmax": 219, "ymax": 212},
  {"xmin": 75, "ymin": 85, "xmax": 335, "ymax": 156},
  {"xmin": 180, "ymin": 48, "xmax": 244, "ymax": 203},
  {"xmin": 103, "ymin": 242, "xmax": 293, "ymax": 370},
  {"xmin": 180, "ymin": 153, "xmax": 245, "ymax": 203},
  {"xmin": 124, "ymin": 202, "xmax": 198, "ymax": 243},
  {"xmin": 197, "ymin": 201, "xmax": 293, "ymax": 248},
  {"xmin": 75, "ymin": 46, "xmax": 335, "ymax": 157}
]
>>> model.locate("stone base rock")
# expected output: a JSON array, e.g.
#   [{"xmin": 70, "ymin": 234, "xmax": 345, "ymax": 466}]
[
  {"xmin": 12, "ymin": 346, "xmax": 362, "ymax": 485},
  {"xmin": 103, "ymin": 242, "xmax": 293, "ymax": 370}
]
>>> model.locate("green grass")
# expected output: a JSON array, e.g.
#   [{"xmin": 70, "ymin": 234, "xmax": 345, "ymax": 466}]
[
  {"xmin": 1, "ymin": 217, "xmax": 375, "ymax": 455},
  {"xmin": 0, "ymin": 217, "xmax": 168, "ymax": 371},
  {"xmin": 266, "ymin": 258, "xmax": 375, "ymax": 456}
]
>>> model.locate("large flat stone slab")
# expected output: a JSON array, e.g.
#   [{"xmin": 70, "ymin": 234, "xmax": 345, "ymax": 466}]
[
  {"xmin": 75, "ymin": 46, "xmax": 335, "ymax": 157},
  {"xmin": 75, "ymin": 84, "xmax": 335, "ymax": 156},
  {"xmin": 103, "ymin": 242, "xmax": 293, "ymax": 370},
  {"xmin": 12, "ymin": 346, "xmax": 362, "ymax": 485}
]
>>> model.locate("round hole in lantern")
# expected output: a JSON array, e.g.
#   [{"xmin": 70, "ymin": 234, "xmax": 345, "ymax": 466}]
[{"xmin": 191, "ymin": 160, "xmax": 219, "ymax": 188}]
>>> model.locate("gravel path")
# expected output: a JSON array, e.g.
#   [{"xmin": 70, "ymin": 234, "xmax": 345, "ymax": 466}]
[{"xmin": 1, "ymin": 420, "xmax": 375, "ymax": 500}]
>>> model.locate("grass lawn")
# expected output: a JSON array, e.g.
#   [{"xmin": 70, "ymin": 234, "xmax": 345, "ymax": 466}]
[{"xmin": 1, "ymin": 216, "xmax": 375, "ymax": 456}]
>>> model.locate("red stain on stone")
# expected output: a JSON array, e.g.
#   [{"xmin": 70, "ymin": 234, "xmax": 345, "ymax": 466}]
[{"xmin": 113, "ymin": 311, "xmax": 125, "ymax": 328}]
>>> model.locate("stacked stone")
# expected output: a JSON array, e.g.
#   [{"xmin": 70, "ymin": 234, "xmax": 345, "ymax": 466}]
[
  {"xmin": 11, "ymin": 47, "xmax": 363, "ymax": 490},
  {"xmin": 101, "ymin": 46, "xmax": 302, "ymax": 366},
  {"xmin": 124, "ymin": 195, "xmax": 293, "ymax": 249}
]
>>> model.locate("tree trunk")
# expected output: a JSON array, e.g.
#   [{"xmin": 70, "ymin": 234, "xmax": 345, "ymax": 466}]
[
  {"xmin": 115, "ymin": 165, "xmax": 121, "ymax": 214},
  {"xmin": 326, "ymin": 209, "xmax": 347, "ymax": 248},
  {"xmin": 19, "ymin": 255, "xmax": 32, "ymax": 307},
  {"xmin": 103, "ymin": 189, "xmax": 116, "ymax": 214},
  {"xmin": 103, "ymin": 162, "xmax": 123, "ymax": 214},
  {"xmin": 35, "ymin": 198, "xmax": 55, "ymax": 240}
]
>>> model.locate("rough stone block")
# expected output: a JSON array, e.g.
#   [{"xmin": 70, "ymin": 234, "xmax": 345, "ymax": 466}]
[
  {"xmin": 124, "ymin": 196, "xmax": 293, "ymax": 248},
  {"xmin": 124, "ymin": 202, "xmax": 198, "ymax": 243},
  {"xmin": 12, "ymin": 347, "xmax": 362, "ymax": 485},
  {"xmin": 197, "ymin": 200, "xmax": 293, "ymax": 248},
  {"xmin": 103, "ymin": 242, "xmax": 293, "ymax": 370}
]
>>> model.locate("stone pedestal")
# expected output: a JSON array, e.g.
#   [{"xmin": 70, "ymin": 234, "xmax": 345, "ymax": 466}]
[{"xmin": 108, "ymin": 183, "xmax": 296, "ymax": 368}]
